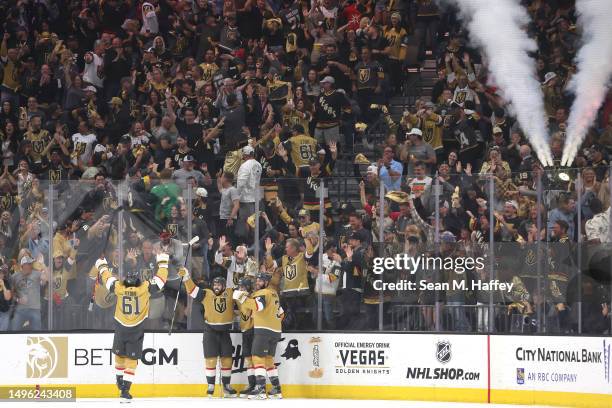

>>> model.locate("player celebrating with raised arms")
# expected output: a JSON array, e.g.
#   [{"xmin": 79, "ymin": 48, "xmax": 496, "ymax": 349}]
[
  {"xmin": 179, "ymin": 269, "xmax": 237, "ymax": 398},
  {"xmin": 95, "ymin": 250, "xmax": 170, "ymax": 401},
  {"xmin": 233, "ymin": 273, "xmax": 283, "ymax": 400}
]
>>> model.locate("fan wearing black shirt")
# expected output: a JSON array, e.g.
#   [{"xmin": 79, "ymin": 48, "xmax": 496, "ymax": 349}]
[
  {"xmin": 0, "ymin": 264, "xmax": 12, "ymax": 331},
  {"xmin": 314, "ymin": 77, "xmax": 351, "ymax": 145},
  {"xmin": 353, "ymin": 47, "xmax": 384, "ymax": 123},
  {"xmin": 154, "ymin": 134, "xmax": 176, "ymax": 171},
  {"xmin": 193, "ymin": 117, "xmax": 224, "ymax": 176},
  {"xmin": 363, "ymin": 25, "xmax": 390, "ymax": 64},
  {"xmin": 168, "ymin": 106, "xmax": 203, "ymax": 149},
  {"xmin": 315, "ymin": 44, "xmax": 352, "ymax": 92}
]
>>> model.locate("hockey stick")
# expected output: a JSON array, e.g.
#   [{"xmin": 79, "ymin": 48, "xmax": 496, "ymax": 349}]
[
  {"xmin": 169, "ymin": 235, "xmax": 200, "ymax": 335},
  {"xmin": 88, "ymin": 206, "xmax": 124, "ymax": 312}
]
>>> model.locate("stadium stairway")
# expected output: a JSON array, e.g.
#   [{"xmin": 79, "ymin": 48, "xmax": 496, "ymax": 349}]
[{"xmin": 329, "ymin": 58, "xmax": 438, "ymax": 210}]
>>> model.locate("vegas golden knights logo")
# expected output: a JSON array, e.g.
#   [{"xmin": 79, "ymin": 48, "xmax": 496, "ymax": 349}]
[
  {"xmin": 141, "ymin": 268, "xmax": 153, "ymax": 281},
  {"xmin": 358, "ymin": 68, "xmax": 370, "ymax": 83},
  {"xmin": 103, "ymin": 196, "xmax": 113, "ymax": 210},
  {"xmin": 32, "ymin": 140, "xmax": 45, "ymax": 154},
  {"xmin": 455, "ymin": 91, "xmax": 467, "ymax": 104},
  {"xmin": 241, "ymin": 311, "xmax": 251, "ymax": 322},
  {"xmin": 26, "ymin": 336, "xmax": 68, "ymax": 378},
  {"xmin": 167, "ymin": 224, "xmax": 178, "ymax": 237},
  {"xmin": 50, "ymin": 169, "xmax": 60, "ymax": 184},
  {"xmin": 285, "ymin": 264, "xmax": 297, "ymax": 280},
  {"xmin": 76, "ymin": 142, "xmax": 86, "ymax": 155},
  {"xmin": 54, "ymin": 275, "xmax": 62, "ymax": 290},
  {"xmin": 1, "ymin": 194, "xmax": 12, "ymax": 210},
  {"xmin": 214, "ymin": 297, "xmax": 227, "ymax": 313},
  {"xmin": 525, "ymin": 249, "xmax": 535, "ymax": 266}
]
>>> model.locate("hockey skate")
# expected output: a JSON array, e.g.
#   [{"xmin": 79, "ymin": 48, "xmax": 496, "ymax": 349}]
[
  {"xmin": 222, "ymin": 384, "xmax": 237, "ymax": 398},
  {"xmin": 247, "ymin": 385, "xmax": 267, "ymax": 400},
  {"xmin": 239, "ymin": 385, "xmax": 255, "ymax": 399},
  {"xmin": 268, "ymin": 385, "xmax": 283, "ymax": 399},
  {"xmin": 206, "ymin": 384, "xmax": 215, "ymax": 398},
  {"xmin": 119, "ymin": 381, "xmax": 133, "ymax": 403}
]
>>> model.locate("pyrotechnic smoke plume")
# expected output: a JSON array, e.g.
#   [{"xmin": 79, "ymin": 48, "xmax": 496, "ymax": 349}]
[{"xmin": 561, "ymin": 0, "xmax": 612, "ymax": 166}]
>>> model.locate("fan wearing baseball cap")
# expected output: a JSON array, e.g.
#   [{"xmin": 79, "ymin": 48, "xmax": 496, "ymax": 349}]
[
  {"xmin": 10, "ymin": 249, "xmax": 48, "ymax": 331},
  {"xmin": 171, "ymin": 154, "xmax": 205, "ymax": 188},
  {"xmin": 406, "ymin": 127, "xmax": 437, "ymax": 174}
]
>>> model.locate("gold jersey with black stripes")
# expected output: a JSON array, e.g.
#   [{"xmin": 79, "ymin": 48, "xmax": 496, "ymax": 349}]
[
  {"xmin": 97, "ymin": 256, "xmax": 169, "ymax": 327},
  {"xmin": 280, "ymin": 252, "xmax": 309, "ymax": 294},
  {"xmin": 244, "ymin": 288, "xmax": 282, "ymax": 334},
  {"xmin": 185, "ymin": 279, "xmax": 235, "ymax": 330}
]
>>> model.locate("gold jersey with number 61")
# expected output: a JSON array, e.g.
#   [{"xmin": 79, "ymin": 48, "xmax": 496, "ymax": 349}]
[{"xmin": 96, "ymin": 255, "xmax": 169, "ymax": 327}]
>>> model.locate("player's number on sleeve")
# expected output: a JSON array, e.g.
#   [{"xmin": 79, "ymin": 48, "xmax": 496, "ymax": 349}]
[{"xmin": 122, "ymin": 296, "xmax": 140, "ymax": 315}]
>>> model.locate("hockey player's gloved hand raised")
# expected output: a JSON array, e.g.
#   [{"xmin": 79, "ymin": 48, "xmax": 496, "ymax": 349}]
[
  {"xmin": 232, "ymin": 290, "xmax": 248, "ymax": 304},
  {"xmin": 95, "ymin": 257, "xmax": 109, "ymax": 274},
  {"xmin": 178, "ymin": 267, "xmax": 190, "ymax": 282},
  {"xmin": 156, "ymin": 253, "xmax": 169, "ymax": 269}
]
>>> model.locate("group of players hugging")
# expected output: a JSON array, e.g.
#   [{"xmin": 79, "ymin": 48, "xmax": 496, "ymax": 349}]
[{"xmin": 94, "ymin": 251, "xmax": 283, "ymax": 402}]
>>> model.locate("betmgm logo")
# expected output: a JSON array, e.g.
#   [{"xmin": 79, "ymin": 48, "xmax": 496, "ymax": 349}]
[{"xmin": 26, "ymin": 336, "xmax": 68, "ymax": 379}]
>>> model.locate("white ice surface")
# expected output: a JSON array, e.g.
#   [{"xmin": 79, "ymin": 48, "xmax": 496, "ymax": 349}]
[{"xmin": 3, "ymin": 398, "xmax": 556, "ymax": 408}]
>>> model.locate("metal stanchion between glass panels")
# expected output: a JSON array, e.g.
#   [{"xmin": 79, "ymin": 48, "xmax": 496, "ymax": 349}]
[
  {"xmin": 609, "ymin": 162, "xmax": 612, "ymax": 335},
  {"xmin": 433, "ymin": 173, "xmax": 441, "ymax": 332},
  {"xmin": 378, "ymin": 181, "xmax": 384, "ymax": 331},
  {"xmin": 118, "ymin": 180, "xmax": 126, "ymax": 283},
  {"xmin": 536, "ymin": 171, "xmax": 543, "ymax": 334},
  {"xmin": 254, "ymin": 187, "xmax": 262, "ymax": 267},
  {"xmin": 47, "ymin": 182, "xmax": 54, "ymax": 330},
  {"xmin": 316, "ymin": 181, "xmax": 326, "ymax": 331},
  {"xmin": 186, "ymin": 184, "xmax": 193, "ymax": 331},
  {"xmin": 488, "ymin": 174, "xmax": 495, "ymax": 333},
  {"xmin": 576, "ymin": 173, "xmax": 582, "ymax": 334}
]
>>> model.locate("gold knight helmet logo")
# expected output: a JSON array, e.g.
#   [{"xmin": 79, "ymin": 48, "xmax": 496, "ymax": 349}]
[{"xmin": 26, "ymin": 337, "xmax": 68, "ymax": 378}]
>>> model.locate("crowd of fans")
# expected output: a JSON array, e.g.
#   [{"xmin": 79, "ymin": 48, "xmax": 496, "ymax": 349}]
[{"xmin": 0, "ymin": 0, "xmax": 610, "ymax": 334}]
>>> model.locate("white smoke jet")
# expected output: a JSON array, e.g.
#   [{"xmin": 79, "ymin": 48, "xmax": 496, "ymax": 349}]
[
  {"xmin": 442, "ymin": 0, "xmax": 553, "ymax": 166},
  {"xmin": 561, "ymin": 0, "xmax": 612, "ymax": 167}
]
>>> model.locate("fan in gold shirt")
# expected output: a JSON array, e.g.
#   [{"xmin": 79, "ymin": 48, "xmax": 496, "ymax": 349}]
[{"xmin": 95, "ymin": 252, "xmax": 169, "ymax": 401}]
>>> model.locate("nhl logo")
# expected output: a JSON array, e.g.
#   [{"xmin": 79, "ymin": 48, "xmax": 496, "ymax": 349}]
[{"xmin": 436, "ymin": 340, "xmax": 451, "ymax": 364}]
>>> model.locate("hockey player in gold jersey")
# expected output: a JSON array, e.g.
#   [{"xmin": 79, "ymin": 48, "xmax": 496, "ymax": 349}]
[
  {"xmin": 236, "ymin": 277, "xmax": 256, "ymax": 398},
  {"xmin": 95, "ymin": 252, "xmax": 170, "ymax": 401},
  {"xmin": 180, "ymin": 271, "xmax": 237, "ymax": 398},
  {"xmin": 233, "ymin": 273, "xmax": 283, "ymax": 400}
]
